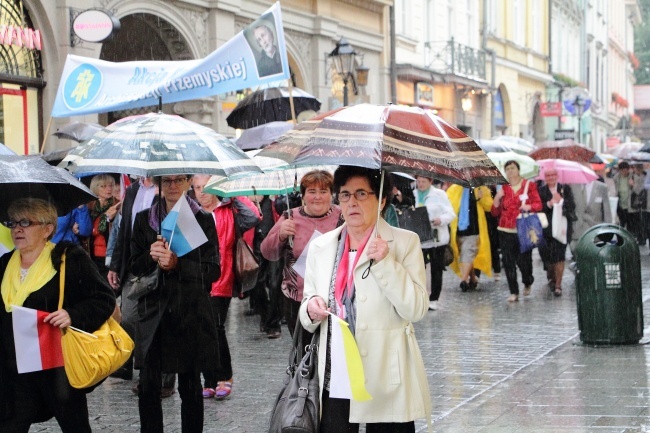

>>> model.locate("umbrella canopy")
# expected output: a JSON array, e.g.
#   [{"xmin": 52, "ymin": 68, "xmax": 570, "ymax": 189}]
[
  {"xmin": 490, "ymin": 136, "xmax": 534, "ymax": 155},
  {"xmin": 258, "ymin": 104, "xmax": 505, "ymax": 187},
  {"xmin": 235, "ymin": 121, "xmax": 294, "ymax": 150},
  {"xmin": 528, "ymin": 139, "xmax": 596, "ymax": 163},
  {"xmin": 59, "ymin": 113, "xmax": 263, "ymax": 178},
  {"xmin": 0, "ymin": 143, "xmax": 16, "ymax": 156},
  {"xmin": 609, "ymin": 141, "xmax": 643, "ymax": 159},
  {"xmin": 638, "ymin": 142, "xmax": 650, "ymax": 153},
  {"xmin": 226, "ymin": 87, "xmax": 322, "ymax": 130},
  {"xmin": 478, "ymin": 139, "xmax": 511, "ymax": 153},
  {"xmin": 0, "ymin": 155, "xmax": 96, "ymax": 218},
  {"xmin": 486, "ymin": 151, "xmax": 539, "ymax": 180},
  {"xmin": 628, "ymin": 151, "xmax": 650, "ymax": 162},
  {"xmin": 53, "ymin": 121, "xmax": 103, "ymax": 142},
  {"xmin": 204, "ymin": 165, "xmax": 336, "ymax": 198},
  {"xmin": 535, "ymin": 159, "xmax": 598, "ymax": 184}
]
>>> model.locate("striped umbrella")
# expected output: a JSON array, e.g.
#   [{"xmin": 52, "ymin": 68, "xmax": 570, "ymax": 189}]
[
  {"xmin": 258, "ymin": 104, "xmax": 505, "ymax": 187},
  {"xmin": 59, "ymin": 112, "xmax": 263, "ymax": 178}
]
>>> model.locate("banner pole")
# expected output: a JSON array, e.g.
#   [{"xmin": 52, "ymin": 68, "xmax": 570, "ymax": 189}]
[
  {"xmin": 287, "ymin": 80, "xmax": 297, "ymax": 124},
  {"xmin": 39, "ymin": 117, "xmax": 53, "ymax": 154}
]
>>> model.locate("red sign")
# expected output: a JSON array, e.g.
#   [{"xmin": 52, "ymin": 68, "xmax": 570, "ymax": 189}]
[{"xmin": 540, "ymin": 102, "xmax": 562, "ymax": 117}]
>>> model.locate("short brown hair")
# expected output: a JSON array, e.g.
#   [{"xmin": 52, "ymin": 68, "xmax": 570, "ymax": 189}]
[{"xmin": 300, "ymin": 170, "xmax": 334, "ymax": 195}]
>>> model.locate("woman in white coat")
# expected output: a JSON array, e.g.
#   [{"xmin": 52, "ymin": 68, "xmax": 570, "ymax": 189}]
[
  {"xmin": 414, "ymin": 176, "xmax": 456, "ymax": 310},
  {"xmin": 299, "ymin": 166, "xmax": 431, "ymax": 433}
]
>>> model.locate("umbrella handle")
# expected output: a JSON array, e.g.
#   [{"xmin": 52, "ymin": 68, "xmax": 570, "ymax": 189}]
[{"xmin": 362, "ymin": 171, "xmax": 385, "ymax": 280}]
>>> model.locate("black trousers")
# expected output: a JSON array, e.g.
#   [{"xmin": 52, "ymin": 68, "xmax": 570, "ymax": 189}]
[
  {"xmin": 203, "ymin": 296, "xmax": 232, "ymax": 388},
  {"xmin": 422, "ymin": 246, "xmax": 446, "ymax": 301},
  {"xmin": 0, "ymin": 368, "xmax": 90, "ymax": 433},
  {"xmin": 138, "ymin": 329, "xmax": 203, "ymax": 433},
  {"xmin": 499, "ymin": 231, "xmax": 534, "ymax": 295},
  {"xmin": 283, "ymin": 296, "xmax": 313, "ymax": 353},
  {"xmin": 320, "ymin": 389, "xmax": 415, "ymax": 433}
]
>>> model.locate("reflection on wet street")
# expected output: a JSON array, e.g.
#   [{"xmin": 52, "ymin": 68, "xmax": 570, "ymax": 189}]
[{"xmin": 29, "ymin": 249, "xmax": 650, "ymax": 432}]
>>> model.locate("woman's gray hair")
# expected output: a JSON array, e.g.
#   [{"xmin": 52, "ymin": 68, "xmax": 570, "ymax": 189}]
[{"xmin": 7, "ymin": 198, "xmax": 58, "ymax": 239}]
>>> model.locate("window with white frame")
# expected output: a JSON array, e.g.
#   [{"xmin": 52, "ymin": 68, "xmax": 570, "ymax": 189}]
[{"xmin": 513, "ymin": 0, "xmax": 525, "ymax": 46}]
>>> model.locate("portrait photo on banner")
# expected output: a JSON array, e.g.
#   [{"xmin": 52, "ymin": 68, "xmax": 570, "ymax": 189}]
[{"xmin": 244, "ymin": 13, "xmax": 284, "ymax": 79}]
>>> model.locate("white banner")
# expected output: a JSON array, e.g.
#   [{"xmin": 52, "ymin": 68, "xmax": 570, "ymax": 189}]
[{"xmin": 52, "ymin": 2, "xmax": 289, "ymax": 117}]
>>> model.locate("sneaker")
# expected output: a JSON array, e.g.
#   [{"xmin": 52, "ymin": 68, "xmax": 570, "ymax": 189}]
[
  {"xmin": 523, "ymin": 286, "xmax": 532, "ymax": 296},
  {"xmin": 494, "ymin": 272, "xmax": 501, "ymax": 281},
  {"xmin": 202, "ymin": 388, "xmax": 216, "ymax": 398},
  {"xmin": 428, "ymin": 301, "xmax": 438, "ymax": 310},
  {"xmin": 507, "ymin": 294, "xmax": 518, "ymax": 302},
  {"xmin": 215, "ymin": 378, "xmax": 233, "ymax": 400}
]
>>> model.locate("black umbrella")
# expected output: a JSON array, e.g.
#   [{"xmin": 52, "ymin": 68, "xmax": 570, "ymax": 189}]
[
  {"xmin": 0, "ymin": 155, "xmax": 96, "ymax": 218},
  {"xmin": 226, "ymin": 87, "xmax": 321, "ymax": 129},
  {"xmin": 53, "ymin": 121, "xmax": 103, "ymax": 142},
  {"xmin": 638, "ymin": 142, "xmax": 650, "ymax": 153}
]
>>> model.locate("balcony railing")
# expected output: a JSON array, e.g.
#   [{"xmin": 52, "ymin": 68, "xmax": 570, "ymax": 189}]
[{"xmin": 424, "ymin": 38, "xmax": 486, "ymax": 81}]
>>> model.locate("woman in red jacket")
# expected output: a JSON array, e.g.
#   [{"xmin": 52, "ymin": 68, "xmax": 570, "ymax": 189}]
[{"xmin": 491, "ymin": 160, "xmax": 542, "ymax": 302}]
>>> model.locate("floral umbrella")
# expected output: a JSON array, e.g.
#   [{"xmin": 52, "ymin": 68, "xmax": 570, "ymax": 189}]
[
  {"xmin": 258, "ymin": 104, "xmax": 505, "ymax": 187},
  {"xmin": 528, "ymin": 139, "xmax": 596, "ymax": 163}
]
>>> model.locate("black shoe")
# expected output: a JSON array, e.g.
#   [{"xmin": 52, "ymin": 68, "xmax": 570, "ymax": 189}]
[
  {"xmin": 469, "ymin": 280, "xmax": 478, "ymax": 290},
  {"xmin": 110, "ymin": 368, "xmax": 133, "ymax": 381},
  {"xmin": 267, "ymin": 330, "xmax": 281, "ymax": 339},
  {"xmin": 460, "ymin": 281, "xmax": 469, "ymax": 292},
  {"xmin": 161, "ymin": 386, "xmax": 175, "ymax": 398}
]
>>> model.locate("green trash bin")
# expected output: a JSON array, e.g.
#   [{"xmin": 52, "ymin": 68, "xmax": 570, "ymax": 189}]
[{"xmin": 575, "ymin": 224, "xmax": 643, "ymax": 344}]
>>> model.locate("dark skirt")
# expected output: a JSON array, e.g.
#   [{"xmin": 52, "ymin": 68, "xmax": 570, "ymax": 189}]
[{"xmin": 539, "ymin": 236, "xmax": 568, "ymax": 265}]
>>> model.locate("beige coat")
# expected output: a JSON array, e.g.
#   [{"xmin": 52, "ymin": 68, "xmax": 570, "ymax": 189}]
[{"xmin": 299, "ymin": 219, "xmax": 431, "ymax": 425}]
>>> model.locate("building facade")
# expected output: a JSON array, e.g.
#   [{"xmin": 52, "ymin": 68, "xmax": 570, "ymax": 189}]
[
  {"xmin": 7, "ymin": 0, "xmax": 389, "ymax": 155},
  {"xmin": 394, "ymin": 0, "xmax": 488, "ymax": 138},
  {"xmin": 482, "ymin": 0, "xmax": 552, "ymax": 142}
]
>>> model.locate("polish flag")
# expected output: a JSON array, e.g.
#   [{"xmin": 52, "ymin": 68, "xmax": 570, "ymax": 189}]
[{"xmin": 12, "ymin": 305, "xmax": 64, "ymax": 373}]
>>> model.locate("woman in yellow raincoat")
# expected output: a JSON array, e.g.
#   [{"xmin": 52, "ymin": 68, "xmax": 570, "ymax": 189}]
[{"xmin": 447, "ymin": 185, "xmax": 493, "ymax": 291}]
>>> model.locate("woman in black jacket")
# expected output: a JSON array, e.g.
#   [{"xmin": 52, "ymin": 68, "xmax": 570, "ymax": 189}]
[
  {"xmin": 129, "ymin": 174, "xmax": 220, "ymax": 433},
  {"xmin": 0, "ymin": 198, "xmax": 115, "ymax": 432}
]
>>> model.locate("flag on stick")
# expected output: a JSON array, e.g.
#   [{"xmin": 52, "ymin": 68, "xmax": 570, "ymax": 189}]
[
  {"xmin": 12, "ymin": 305, "xmax": 64, "ymax": 373},
  {"xmin": 161, "ymin": 196, "xmax": 208, "ymax": 257},
  {"xmin": 328, "ymin": 313, "xmax": 372, "ymax": 401}
]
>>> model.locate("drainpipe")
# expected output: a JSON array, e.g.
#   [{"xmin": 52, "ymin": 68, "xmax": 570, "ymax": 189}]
[
  {"xmin": 482, "ymin": 1, "xmax": 496, "ymax": 137},
  {"xmin": 390, "ymin": 5, "xmax": 397, "ymax": 104}
]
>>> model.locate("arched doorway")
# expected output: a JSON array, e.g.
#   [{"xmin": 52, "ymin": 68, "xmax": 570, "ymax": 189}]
[{"xmin": 99, "ymin": 13, "xmax": 193, "ymax": 124}]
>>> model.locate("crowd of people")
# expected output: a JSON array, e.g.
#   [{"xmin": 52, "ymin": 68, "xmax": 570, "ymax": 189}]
[{"xmin": 0, "ymin": 158, "xmax": 646, "ymax": 432}]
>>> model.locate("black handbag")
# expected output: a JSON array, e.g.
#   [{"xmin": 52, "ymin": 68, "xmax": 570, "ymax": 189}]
[
  {"xmin": 631, "ymin": 189, "xmax": 647, "ymax": 210},
  {"xmin": 127, "ymin": 267, "xmax": 160, "ymax": 301},
  {"xmin": 396, "ymin": 206, "xmax": 433, "ymax": 243},
  {"xmin": 269, "ymin": 323, "xmax": 320, "ymax": 433}
]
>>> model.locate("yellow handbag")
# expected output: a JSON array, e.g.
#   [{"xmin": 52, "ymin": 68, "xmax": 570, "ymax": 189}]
[{"xmin": 58, "ymin": 252, "xmax": 134, "ymax": 389}]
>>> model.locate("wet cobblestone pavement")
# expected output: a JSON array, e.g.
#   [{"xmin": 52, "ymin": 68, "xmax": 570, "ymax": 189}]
[{"xmin": 29, "ymin": 247, "xmax": 650, "ymax": 432}]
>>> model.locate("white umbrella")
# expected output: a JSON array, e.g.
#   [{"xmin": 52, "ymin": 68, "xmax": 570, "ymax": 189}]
[
  {"xmin": 235, "ymin": 121, "xmax": 294, "ymax": 150},
  {"xmin": 491, "ymin": 136, "xmax": 534, "ymax": 155},
  {"xmin": 487, "ymin": 151, "xmax": 539, "ymax": 179},
  {"xmin": 610, "ymin": 142, "xmax": 643, "ymax": 159}
]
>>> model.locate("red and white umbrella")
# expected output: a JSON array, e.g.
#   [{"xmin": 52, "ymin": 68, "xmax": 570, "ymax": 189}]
[{"xmin": 259, "ymin": 104, "xmax": 505, "ymax": 187}]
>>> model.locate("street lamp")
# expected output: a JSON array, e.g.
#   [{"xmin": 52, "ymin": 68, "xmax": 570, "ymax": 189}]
[
  {"xmin": 329, "ymin": 38, "xmax": 357, "ymax": 106},
  {"xmin": 574, "ymin": 95, "xmax": 586, "ymax": 143}
]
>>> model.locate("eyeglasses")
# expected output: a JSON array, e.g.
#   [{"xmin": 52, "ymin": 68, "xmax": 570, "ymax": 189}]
[
  {"xmin": 161, "ymin": 177, "xmax": 188, "ymax": 187},
  {"xmin": 337, "ymin": 190, "xmax": 376, "ymax": 202},
  {"xmin": 2, "ymin": 219, "xmax": 46, "ymax": 229}
]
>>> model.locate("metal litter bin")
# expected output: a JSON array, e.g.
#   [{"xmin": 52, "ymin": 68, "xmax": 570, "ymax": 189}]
[{"xmin": 575, "ymin": 224, "xmax": 643, "ymax": 344}]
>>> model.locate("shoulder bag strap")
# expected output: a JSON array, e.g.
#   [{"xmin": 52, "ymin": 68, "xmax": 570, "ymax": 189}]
[{"xmin": 57, "ymin": 252, "xmax": 66, "ymax": 310}]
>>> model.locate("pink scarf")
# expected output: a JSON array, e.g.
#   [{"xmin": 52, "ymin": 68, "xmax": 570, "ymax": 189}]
[{"xmin": 334, "ymin": 227, "xmax": 373, "ymax": 318}]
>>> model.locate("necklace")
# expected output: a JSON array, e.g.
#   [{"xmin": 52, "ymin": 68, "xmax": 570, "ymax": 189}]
[{"xmin": 349, "ymin": 249, "xmax": 357, "ymax": 252}]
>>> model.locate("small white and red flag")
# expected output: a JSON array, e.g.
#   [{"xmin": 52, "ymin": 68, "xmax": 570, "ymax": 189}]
[{"xmin": 11, "ymin": 305, "xmax": 64, "ymax": 373}]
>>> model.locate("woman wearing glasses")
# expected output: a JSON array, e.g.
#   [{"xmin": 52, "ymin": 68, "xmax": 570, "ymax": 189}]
[
  {"xmin": 299, "ymin": 166, "xmax": 431, "ymax": 433},
  {"xmin": 87, "ymin": 174, "xmax": 121, "ymax": 281},
  {"xmin": 129, "ymin": 175, "xmax": 220, "ymax": 433},
  {"xmin": 0, "ymin": 198, "xmax": 115, "ymax": 432},
  {"xmin": 261, "ymin": 170, "xmax": 342, "ymax": 348}
]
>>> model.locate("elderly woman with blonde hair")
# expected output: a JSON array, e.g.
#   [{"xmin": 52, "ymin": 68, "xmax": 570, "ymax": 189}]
[
  {"xmin": 87, "ymin": 174, "xmax": 120, "ymax": 280},
  {"xmin": 0, "ymin": 198, "xmax": 115, "ymax": 431}
]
